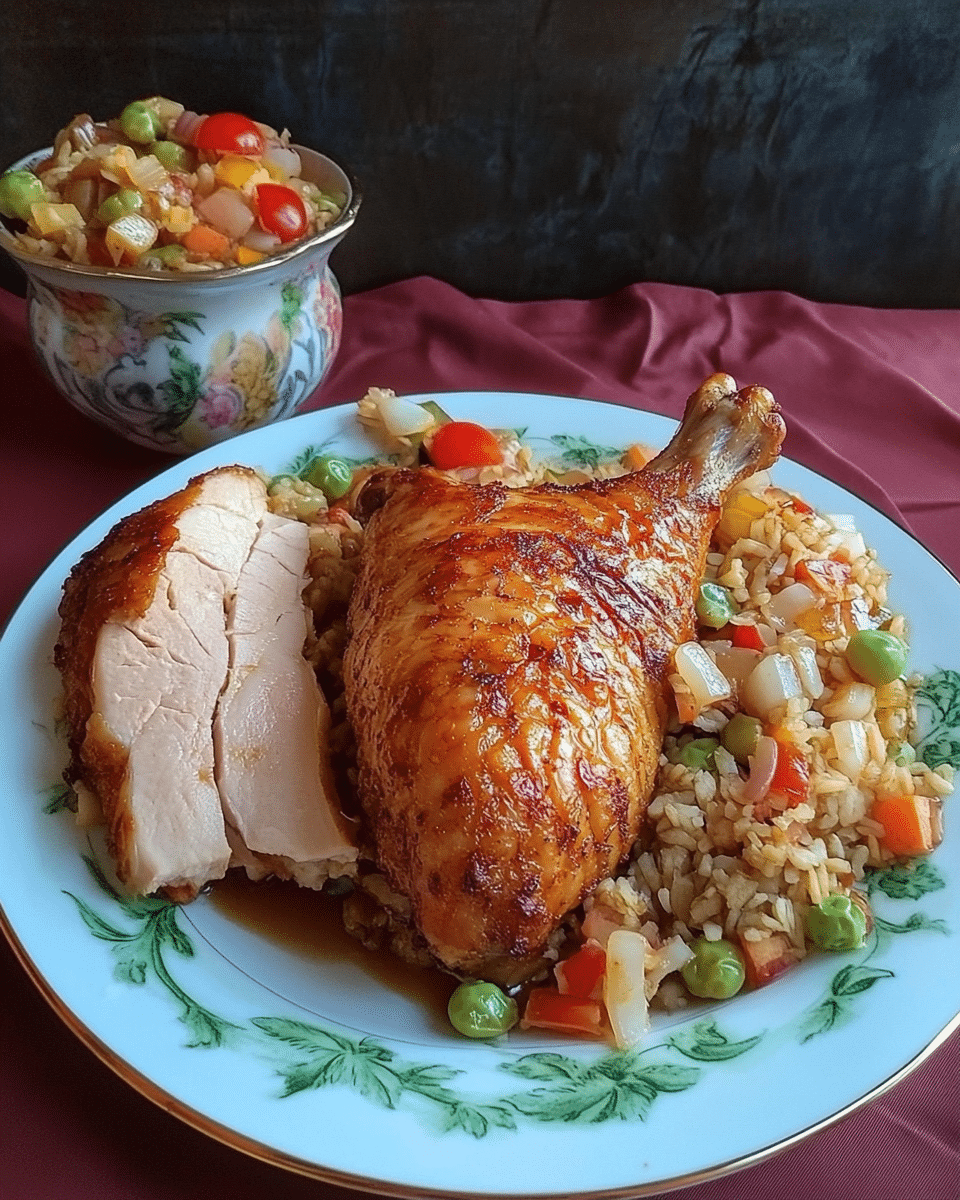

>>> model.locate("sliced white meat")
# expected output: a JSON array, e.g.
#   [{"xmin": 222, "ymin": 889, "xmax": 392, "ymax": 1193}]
[
  {"xmin": 58, "ymin": 467, "xmax": 268, "ymax": 899},
  {"xmin": 215, "ymin": 511, "xmax": 357, "ymax": 887}
]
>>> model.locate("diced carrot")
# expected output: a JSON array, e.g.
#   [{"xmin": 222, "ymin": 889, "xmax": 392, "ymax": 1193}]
[
  {"xmin": 622, "ymin": 442, "xmax": 656, "ymax": 471},
  {"xmin": 732, "ymin": 622, "xmax": 767, "ymax": 652},
  {"xmin": 870, "ymin": 794, "xmax": 937, "ymax": 857},
  {"xmin": 555, "ymin": 940, "xmax": 606, "ymax": 1000},
  {"xmin": 520, "ymin": 988, "xmax": 606, "ymax": 1037},
  {"xmin": 182, "ymin": 222, "xmax": 232, "ymax": 259}
]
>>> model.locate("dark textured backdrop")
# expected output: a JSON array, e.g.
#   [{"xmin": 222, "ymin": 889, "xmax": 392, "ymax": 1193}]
[{"xmin": 1, "ymin": 0, "xmax": 958, "ymax": 305}]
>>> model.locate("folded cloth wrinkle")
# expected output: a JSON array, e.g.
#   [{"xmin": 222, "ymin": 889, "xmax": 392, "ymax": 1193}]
[{"xmin": 328, "ymin": 277, "xmax": 960, "ymax": 578}]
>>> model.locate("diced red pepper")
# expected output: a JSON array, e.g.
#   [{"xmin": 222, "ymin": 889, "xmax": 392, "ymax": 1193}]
[
  {"xmin": 554, "ymin": 940, "xmax": 606, "ymax": 1000},
  {"xmin": 520, "ymin": 988, "xmax": 606, "ymax": 1037},
  {"xmin": 767, "ymin": 727, "xmax": 810, "ymax": 807},
  {"xmin": 731, "ymin": 623, "xmax": 766, "ymax": 651}
]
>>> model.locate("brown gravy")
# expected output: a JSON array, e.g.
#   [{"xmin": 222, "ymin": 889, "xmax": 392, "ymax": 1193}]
[{"xmin": 209, "ymin": 871, "xmax": 457, "ymax": 1019}]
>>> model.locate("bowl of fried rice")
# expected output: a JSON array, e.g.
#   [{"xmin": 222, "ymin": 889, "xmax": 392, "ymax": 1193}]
[{"xmin": 0, "ymin": 98, "xmax": 360, "ymax": 454}]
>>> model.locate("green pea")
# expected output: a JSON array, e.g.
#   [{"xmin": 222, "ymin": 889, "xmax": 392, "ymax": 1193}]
[
  {"xmin": 845, "ymin": 628, "xmax": 909, "ymax": 687},
  {"xmin": 681, "ymin": 937, "xmax": 745, "ymax": 1000},
  {"xmin": 804, "ymin": 894, "xmax": 868, "ymax": 952},
  {"xmin": 677, "ymin": 737, "xmax": 719, "ymax": 771},
  {"xmin": 721, "ymin": 713, "xmax": 763, "ymax": 765},
  {"xmin": 304, "ymin": 454, "xmax": 353, "ymax": 500},
  {"xmin": 140, "ymin": 243, "xmax": 187, "ymax": 270},
  {"xmin": 120, "ymin": 100, "xmax": 162, "ymax": 144},
  {"xmin": 0, "ymin": 169, "xmax": 45, "ymax": 221},
  {"xmin": 97, "ymin": 188, "xmax": 143, "ymax": 226},
  {"xmin": 695, "ymin": 581, "xmax": 738, "ymax": 629},
  {"xmin": 149, "ymin": 139, "xmax": 192, "ymax": 172},
  {"xmin": 448, "ymin": 980, "xmax": 519, "ymax": 1039}
]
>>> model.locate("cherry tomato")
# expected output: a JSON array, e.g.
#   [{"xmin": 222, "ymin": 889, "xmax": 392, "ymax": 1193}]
[
  {"xmin": 427, "ymin": 421, "xmax": 504, "ymax": 470},
  {"xmin": 255, "ymin": 183, "xmax": 308, "ymax": 243},
  {"xmin": 193, "ymin": 112, "xmax": 264, "ymax": 156}
]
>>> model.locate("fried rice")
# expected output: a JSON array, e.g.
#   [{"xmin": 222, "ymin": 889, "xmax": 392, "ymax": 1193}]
[{"xmin": 268, "ymin": 388, "xmax": 953, "ymax": 1019}]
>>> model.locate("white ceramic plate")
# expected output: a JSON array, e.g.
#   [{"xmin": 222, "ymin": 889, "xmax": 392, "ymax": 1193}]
[{"xmin": 1, "ymin": 393, "xmax": 958, "ymax": 1199}]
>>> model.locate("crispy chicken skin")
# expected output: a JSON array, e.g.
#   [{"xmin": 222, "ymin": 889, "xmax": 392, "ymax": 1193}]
[{"xmin": 344, "ymin": 375, "xmax": 785, "ymax": 985}]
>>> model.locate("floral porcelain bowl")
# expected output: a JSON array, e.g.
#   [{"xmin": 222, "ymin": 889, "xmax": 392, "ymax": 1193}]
[{"xmin": 0, "ymin": 146, "xmax": 360, "ymax": 454}]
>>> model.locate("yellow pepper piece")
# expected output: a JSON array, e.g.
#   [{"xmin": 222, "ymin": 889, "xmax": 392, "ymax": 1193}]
[
  {"xmin": 29, "ymin": 202, "xmax": 85, "ymax": 239},
  {"xmin": 717, "ymin": 490, "xmax": 769, "ymax": 545},
  {"xmin": 215, "ymin": 155, "xmax": 260, "ymax": 189},
  {"xmin": 235, "ymin": 245, "xmax": 266, "ymax": 265},
  {"xmin": 161, "ymin": 204, "xmax": 197, "ymax": 234},
  {"xmin": 104, "ymin": 213, "xmax": 158, "ymax": 265}
]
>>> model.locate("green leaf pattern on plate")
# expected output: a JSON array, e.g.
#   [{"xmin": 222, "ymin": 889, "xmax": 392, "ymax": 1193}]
[
  {"xmin": 915, "ymin": 667, "xmax": 960, "ymax": 770},
  {"xmin": 46, "ymin": 418, "xmax": 955, "ymax": 1133},
  {"xmin": 798, "ymin": 854, "xmax": 950, "ymax": 1042}
]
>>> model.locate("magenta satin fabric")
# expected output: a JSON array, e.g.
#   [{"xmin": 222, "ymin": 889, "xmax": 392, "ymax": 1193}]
[{"xmin": 0, "ymin": 277, "xmax": 957, "ymax": 1200}]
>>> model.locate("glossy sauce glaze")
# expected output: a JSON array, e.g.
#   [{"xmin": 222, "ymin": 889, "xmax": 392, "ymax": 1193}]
[{"xmin": 209, "ymin": 870, "xmax": 458, "ymax": 1018}]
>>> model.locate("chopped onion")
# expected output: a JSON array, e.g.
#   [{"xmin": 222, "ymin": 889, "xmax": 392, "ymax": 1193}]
[
  {"xmin": 843, "ymin": 597, "xmax": 876, "ymax": 632},
  {"xmin": 127, "ymin": 153, "xmax": 169, "ymax": 193},
  {"xmin": 825, "ymin": 513, "xmax": 857, "ymax": 532},
  {"xmin": 831, "ymin": 719, "xmax": 869, "ymax": 781},
  {"xmin": 242, "ymin": 229, "xmax": 282, "ymax": 253},
  {"xmin": 741, "ymin": 653, "xmax": 803, "ymax": 720},
  {"xmin": 374, "ymin": 391, "xmax": 435, "ymax": 438},
  {"xmin": 712, "ymin": 644, "xmax": 762, "ymax": 689},
  {"xmin": 767, "ymin": 582, "xmax": 817, "ymax": 629},
  {"xmin": 643, "ymin": 935, "xmax": 694, "ymax": 1001},
  {"xmin": 674, "ymin": 642, "xmax": 732, "ymax": 711},
  {"xmin": 603, "ymin": 929, "xmax": 649, "ymax": 1049},
  {"xmin": 826, "ymin": 530, "xmax": 867, "ymax": 559},
  {"xmin": 197, "ymin": 187, "xmax": 255, "ymax": 239},
  {"xmin": 821, "ymin": 681, "xmax": 874, "ymax": 722},
  {"xmin": 787, "ymin": 642, "xmax": 824, "ymax": 700},
  {"xmin": 173, "ymin": 109, "xmax": 207, "ymax": 145},
  {"xmin": 580, "ymin": 904, "xmax": 624, "ymax": 947},
  {"xmin": 262, "ymin": 143, "xmax": 302, "ymax": 179},
  {"xmin": 744, "ymin": 734, "xmax": 779, "ymax": 805},
  {"xmin": 823, "ymin": 516, "xmax": 866, "ymax": 559}
]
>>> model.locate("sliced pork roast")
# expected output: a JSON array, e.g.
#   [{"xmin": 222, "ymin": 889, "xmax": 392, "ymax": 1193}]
[{"xmin": 56, "ymin": 466, "xmax": 357, "ymax": 901}]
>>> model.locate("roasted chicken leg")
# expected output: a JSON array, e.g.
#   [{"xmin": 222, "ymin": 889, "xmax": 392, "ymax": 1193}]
[{"xmin": 344, "ymin": 375, "xmax": 785, "ymax": 985}]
